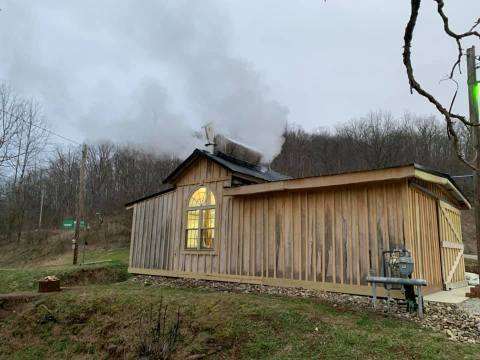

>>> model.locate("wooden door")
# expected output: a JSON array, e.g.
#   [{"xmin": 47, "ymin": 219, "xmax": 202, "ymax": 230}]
[{"xmin": 437, "ymin": 201, "xmax": 467, "ymax": 290}]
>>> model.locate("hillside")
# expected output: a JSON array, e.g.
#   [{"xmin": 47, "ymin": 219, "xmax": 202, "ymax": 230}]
[
  {"xmin": 1, "ymin": 216, "xmax": 480, "ymax": 358},
  {"xmin": 0, "ymin": 213, "xmax": 131, "ymax": 268},
  {"xmin": 462, "ymin": 209, "xmax": 477, "ymax": 255},
  {"xmin": 1, "ymin": 279, "xmax": 479, "ymax": 359}
]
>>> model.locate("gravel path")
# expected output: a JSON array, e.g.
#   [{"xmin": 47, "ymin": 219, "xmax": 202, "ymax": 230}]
[
  {"xmin": 131, "ymin": 275, "xmax": 480, "ymax": 344},
  {"xmin": 460, "ymin": 298, "xmax": 480, "ymax": 316}
]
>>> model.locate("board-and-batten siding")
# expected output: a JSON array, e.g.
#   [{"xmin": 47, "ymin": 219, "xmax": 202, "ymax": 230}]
[
  {"xmin": 130, "ymin": 178, "xmax": 412, "ymax": 289},
  {"xmin": 129, "ymin": 160, "xmax": 463, "ymax": 293},
  {"xmin": 406, "ymin": 187, "xmax": 443, "ymax": 290},
  {"xmin": 129, "ymin": 158, "xmax": 230, "ymax": 274},
  {"xmin": 410, "ymin": 178, "xmax": 462, "ymax": 208},
  {"xmin": 222, "ymin": 182, "xmax": 407, "ymax": 286}
]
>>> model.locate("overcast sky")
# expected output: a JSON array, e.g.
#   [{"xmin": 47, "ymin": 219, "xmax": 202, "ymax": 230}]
[{"xmin": 0, "ymin": 1, "xmax": 478, "ymax": 160}]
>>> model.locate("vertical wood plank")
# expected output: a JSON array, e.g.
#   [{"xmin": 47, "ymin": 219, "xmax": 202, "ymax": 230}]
[
  {"xmin": 277, "ymin": 196, "xmax": 285, "ymax": 278},
  {"xmin": 346, "ymin": 190, "xmax": 352, "ymax": 285},
  {"xmin": 368, "ymin": 187, "xmax": 378, "ymax": 276},
  {"xmin": 151, "ymin": 197, "xmax": 160, "ymax": 269},
  {"xmin": 334, "ymin": 191, "xmax": 342, "ymax": 284},
  {"xmin": 268, "ymin": 197, "xmax": 275, "ymax": 278},
  {"xmin": 263, "ymin": 197, "xmax": 268, "ymax": 278},
  {"xmin": 285, "ymin": 193, "xmax": 293, "ymax": 279},
  {"xmin": 293, "ymin": 193, "xmax": 301, "ymax": 279},
  {"xmin": 244, "ymin": 199, "xmax": 251, "ymax": 276},
  {"xmin": 232, "ymin": 198, "xmax": 240, "ymax": 275},
  {"xmin": 256, "ymin": 199, "xmax": 264, "ymax": 277},
  {"xmin": 325, "ymin": 192, "xmax": 334, "ymax": 283},
  {"xmin": 128, "ymin": 205, "xmax": 137, "ymax": 268},
  {"xmin": 301, "ymin": 193, "xmax": 308, "ymax": 281},
  {"xmin": 359, "ymin": 188, "xmax": 369, "ymax": 285},
  {"xmin": 239, "ymin": 199, "xmax": 245, "ymax": 276}
]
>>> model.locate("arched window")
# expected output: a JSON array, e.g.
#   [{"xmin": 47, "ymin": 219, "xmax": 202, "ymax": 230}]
[{"xmin": 186, "ymin": 187, "xmax": 216, "ymax": 250}]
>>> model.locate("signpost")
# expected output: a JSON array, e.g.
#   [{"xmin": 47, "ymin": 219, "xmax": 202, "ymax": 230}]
[{"xmin": 62, "ymin": 218, "xmax": 86, "ymax": 230}]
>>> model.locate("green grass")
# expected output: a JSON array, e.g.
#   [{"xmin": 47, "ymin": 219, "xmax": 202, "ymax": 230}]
[
  {"xmin": 1, "ymin": 245, "xmax": 479, "ymax": 359},
  {"xmin": 1, "ymin": 282, "xmax": 479, "ymax": 359},
  {"xmin": 0, "ymin": 248, "xmax": 130, "ymax": 293}
]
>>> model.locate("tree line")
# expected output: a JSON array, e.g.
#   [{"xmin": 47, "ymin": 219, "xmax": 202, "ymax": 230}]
[
  {"xmin": 0, "ymin": 83, "xmax": 180, "ymax": 241},
  {"xmin": 0, "ymin": 84, "xmax": 474, "ymax": 242},
  {"xmin": 0, "ymin": 142, "xmax": 180, "ymax": 240},
  {"xmin": 273, "ymin": 110, "xmax": 471, "ymax": 180}
]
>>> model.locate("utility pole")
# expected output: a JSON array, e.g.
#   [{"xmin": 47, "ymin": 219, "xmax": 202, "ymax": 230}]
[
  {"xmin": 37, "ymin": 168, "xmax": 45, "ymax": 230},
  {"xmin": 73, "ymin": 143, "xmax": 87, "ymax": 265},
  {"xmin": 467, "ymin": 46, "xmax": 480, "ymax": 275},
  {"xmin": 38, "ymin": 187, "xmax": 44, "ymax": 230}
]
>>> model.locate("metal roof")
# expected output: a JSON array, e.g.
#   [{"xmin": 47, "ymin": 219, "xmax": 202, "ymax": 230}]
[
  {"xmin": 201, "ymin": 150, "xmax": 290, "ymax": 182},
  {"xmin": 125, "ymin": 149, "xmax": 289, "ymax": 207},
  {"xmin": 163, "ymin": 149, "xmax": 290, "ymax": 184},
  {"xmin": 125, "ymin": 154, "xmax": 469, "ymax": 210}
]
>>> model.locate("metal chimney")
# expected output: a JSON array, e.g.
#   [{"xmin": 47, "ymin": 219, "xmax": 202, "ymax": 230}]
[{"xmin": 202, "ymin": 123, "xmax": 215, "ymax": 154}]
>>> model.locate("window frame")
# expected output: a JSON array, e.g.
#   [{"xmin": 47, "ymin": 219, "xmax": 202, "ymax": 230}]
[{"xmin": 184, "ymin": 186, "xmax": 216, "ymax": 252}]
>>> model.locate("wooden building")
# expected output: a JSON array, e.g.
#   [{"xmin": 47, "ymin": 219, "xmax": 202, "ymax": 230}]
[{"xmin": 126, "ymin": 148, "xmax": 471, "ymax": 296}]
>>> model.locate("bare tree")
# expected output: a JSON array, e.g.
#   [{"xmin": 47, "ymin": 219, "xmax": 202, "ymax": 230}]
[
  {"xmin": 403, "ymin": 0, "xmax": 479, "ymax": 167},
  {"xmin": 272, "ymin": 112, "xmax": 468, "ymax": 179},
  {"xmin": 6, "ymin": 98, "xmax": 48, "ymax": 241},
  {"xmin": 0, "ymin": 83, "xmax": 22, "ymax": 176}
]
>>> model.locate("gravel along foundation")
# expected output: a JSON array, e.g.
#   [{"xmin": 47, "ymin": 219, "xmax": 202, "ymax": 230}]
[{"xmin": 131, "ymin": 275, "xmax": 480, "ymax": 344}]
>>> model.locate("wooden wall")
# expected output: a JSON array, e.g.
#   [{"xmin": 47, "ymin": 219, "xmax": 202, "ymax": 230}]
[
  {"xmin": 410, "ymin": 178, "xmax": 462, "ymax": 208},
  {"xmin": 220, "ymin": 182, "xmax": 408, "ymax": 286},
  {"xmin": 405, "ymin": 187, "xmax": 443, "ymax": 289},
  {"xmin": 130, "ymin": 178, "xmax": 416, "ymax": 292},
  {"xmin": 129, "ymin": 157, "xmax": 231, "ymax": 273},
  {"xmin": 129, "ymin": 160, "xmax": 460, "ymax": 294}
]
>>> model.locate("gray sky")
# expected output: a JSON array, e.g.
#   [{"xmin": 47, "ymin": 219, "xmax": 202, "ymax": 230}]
[{"xmin": 0, "ymin": 1, "xmax": 478, "ymax": 160}]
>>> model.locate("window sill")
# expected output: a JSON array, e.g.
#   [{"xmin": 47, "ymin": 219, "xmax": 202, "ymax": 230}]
[{"xmin": 181, "ymin": 249, "xmax": 217, "ymax": 255}]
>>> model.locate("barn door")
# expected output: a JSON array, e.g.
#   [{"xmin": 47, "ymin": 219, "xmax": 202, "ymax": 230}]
[{"xmin": 437, "ymin": 201, "xmax": 467, "ymax": 290}]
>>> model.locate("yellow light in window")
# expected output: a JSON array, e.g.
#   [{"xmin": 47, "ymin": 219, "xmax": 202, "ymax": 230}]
[{"xmin": 186, "ymin": 187, "xmax": 216, "ymax": 250}]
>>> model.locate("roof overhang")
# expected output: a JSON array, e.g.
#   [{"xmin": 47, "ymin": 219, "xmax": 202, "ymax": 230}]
[
  {"xmin": 413, "ymin": 167, "xmax": 471, "ymax": 209},
  {"xmin": 124, "ymin": 184, "xmax": 176, "ymax": 209},
  {"xmin": 223, "ymin": 164, "xmax": 471, "ymax": 210}
]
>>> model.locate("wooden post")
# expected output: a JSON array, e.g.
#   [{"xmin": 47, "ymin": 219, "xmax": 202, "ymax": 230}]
[
  {"xmin": 73, "ymin": 143, "xmax": 87, "ymax": 265},
  {"xmin": 38, "ymin": 187, "xmax": 44, "ymax": 230},
  {"xmin": 417, "ymin": 285, "xmax": 423, "ymax": 319},
  {"xmin": 467, "ymin": 47, "xmax": 480, "ymax": 274}
]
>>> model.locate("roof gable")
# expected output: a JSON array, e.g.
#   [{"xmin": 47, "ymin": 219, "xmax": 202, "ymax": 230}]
[
  {"xmin": 163, "ymin": 149, "xmax": 290, "ymax": 185},
  {"xmin": 175, "ymin": 156, "xmax": 231, "ymax": 186}
]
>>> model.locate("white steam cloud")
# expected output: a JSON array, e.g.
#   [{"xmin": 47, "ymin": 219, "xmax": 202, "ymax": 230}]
[{"xmin": 0, "ymin": 1, "xmax": 288, "ymax": 161}]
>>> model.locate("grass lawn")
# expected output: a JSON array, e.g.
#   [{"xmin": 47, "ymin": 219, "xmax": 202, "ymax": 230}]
[
  {"xmin": 1, "ymin": 247, "xmax": 479, "ymax": 359},
  {"xmin": 0, "ymin": 248, "xmax": 130, "ymax": 293},
  {"xmin": 1, "ymin": 281, "xmax": 479, "ymax": 359}
]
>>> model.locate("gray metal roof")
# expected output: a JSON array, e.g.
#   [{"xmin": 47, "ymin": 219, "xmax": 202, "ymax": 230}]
[
  {"xmin": 163, "ymin": 149, "xmax": 290, "ymax": 184},
  {"xmin": 201, "ymin": 150, "xmax": 290, "ymax": 182},
  {"xmin": 125, "ymin": 149, "xmax": 290, "ymax": 207}
]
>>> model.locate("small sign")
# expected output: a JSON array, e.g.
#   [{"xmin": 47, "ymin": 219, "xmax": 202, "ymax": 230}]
[{"xmin": 62, "ymin": 218, "xmax": 86, "ymax": 230}]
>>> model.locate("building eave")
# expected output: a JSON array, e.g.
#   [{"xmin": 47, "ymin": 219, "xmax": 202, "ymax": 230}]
[{"xmin": 223, "ymin": 163, "xmax": 471, "ymax": 210}]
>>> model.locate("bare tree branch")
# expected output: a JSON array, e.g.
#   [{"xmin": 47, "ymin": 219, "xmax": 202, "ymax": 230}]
[{"xmin": 403, "ymin": 0, "xmax": 479, "ymax": 170}]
